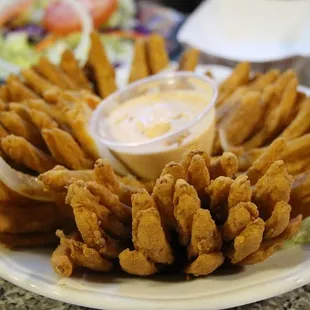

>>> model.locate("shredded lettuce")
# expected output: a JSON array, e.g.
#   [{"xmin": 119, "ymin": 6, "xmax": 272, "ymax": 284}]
[
  {"xmin": 107, "ymin": 0, "xmax": 136, "ymax": 28},
  {"xmin": 289, "ymin": 217, "xmax": 310, "ymax": 244}
]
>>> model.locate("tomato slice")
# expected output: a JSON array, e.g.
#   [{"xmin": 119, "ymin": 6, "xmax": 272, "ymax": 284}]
[{"xmin": 43, "ymin": 0, "xmax": 118, "ymax": 36}]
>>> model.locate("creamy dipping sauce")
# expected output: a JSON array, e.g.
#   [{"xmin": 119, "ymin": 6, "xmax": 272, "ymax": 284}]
[
  {"xmin": 92, "ymin": 73, "xmax": 217, "ymax": 180},
  {"xmin": 101, "ymin": 91, "xmax": 207, "ymax": 144}
]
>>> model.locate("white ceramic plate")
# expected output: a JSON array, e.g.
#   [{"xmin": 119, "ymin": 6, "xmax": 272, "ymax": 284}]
[{"xmin": 1, "ymin": 65, "xmax": 310, "ymax": 310}]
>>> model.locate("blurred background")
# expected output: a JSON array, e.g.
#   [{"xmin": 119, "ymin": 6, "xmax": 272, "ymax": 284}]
[{"xmin": 0, "ymin": 0, "xmax": 309, "ymax": 84}]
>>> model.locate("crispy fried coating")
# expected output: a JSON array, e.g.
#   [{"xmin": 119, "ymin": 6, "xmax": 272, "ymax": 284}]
[
  {"xmin": 246, "ymin": 138, "xmax": 286, "ymax": 184},
  {"xmin": 128, "ymin": 39, "xmax": 150, "ymax": 83},
  {"xmin": 188, "ymin": 209, "xmax": 222, "ymax": 259},
  {"xmin": 119, "ymin": 249, "xmax": 158, "ymax": 276},
  {"xmin": 61, "ymin": 50, "xmax": 91, "ymax": 91},
  {"xmin": 178, "ymin": 48, "xmax": 200, "ymax": 72},
  {"xmin": 0, "ymin": 203, "xmax": 64, "ymax": 234},
  {"xmin": 146, "ymin": 33, "xmax": 169, "ymax": 74},
  {"xmin": 253, "ymin": 161, "xmax": 293, "ymax": 219},
  {"xmin": 227, "ymin": 218, "xmax": 265, "ymax": 264},
  {"xmin": 152, "ymin": 174, "xmax": 176, "ymax": 229},
  {"xmin": 250, "ymin": 69, "xmax": 280, "ymax": 91},
  {"xmin": 173, "ymin": 179, "xmax": 200, "ymax": 245},
  {"xmin": 217, "ymin": 62, "xmax": 251, "ymax": 107},
  {"xmin": 57, "ymin": 230, "xmax": 113, "ymax": 273},
  {"xmin": 223, "ymin": 202, "xmax": 259, "ymax": 241},
  {"xmin": 29, "ymin": 109, "xmax": 59, "ymax": 130},
  {"xmin": 187, "ymin": 154, "xmax": 211, "ymax": 196},
  {"xmin": 61, "ymin": 101, "xmax": 99, "ymax": 160},
  {"xmin": 239, "ymin": 215, "xmax": 302, "ymax": 265},
  {"xmin": 88, "ymin": 31, "xmax": 116, "ymax": 98},
  {"xmin": 94, "ymin": 159, "xmax": 140, "ymax": 206},
  {"xmin": 0, "ymin": 99, "xmax": 7, "ymax": 111},
  {"xmin": 66, "ymin": 181, "xmax": 130, "ymax": 240},
  {"xmin": 290, "ymin": 172, "xmax": 310, "ymax": 216},
  {"xmin": 1, "ymin": 135, "xmax": 56, "ymax": 173},
  {"xmin": 6, "ymin": 77, "xmax": 39, "ymax": 101},
  {"xmin": 220, "ymin": 91, "xmax": 261, "ymax": 146},
  {"xmin": 0, "ymin": 123, "xmax": 8, "ymax": 138},
  {"xmin": 94, "ymin": 158, "xmax": 121, "ymax": 194},
  {"xmin": 42, "ymin": 128, "xmax": 93, "ymax": 170},
  {"xmin": 0, "ymin": 231, "xmax": 58, "ymax": 248},
  {"xmin": 207, "ymin": 176, "xmax": 234, "ymax": 221},
  {"xmin": 181, "ymin": 147, "xmax": 211, "ymax": 172},
  {"xmin": 38, "ymin": 166, "xmax": 94, "ymax": 191},
  {"xmin": 21, "ymin": 68, "xmax": 56, "ymax": 96},
  {"xmin": 281, "ymin": 97, "xmax": 310, "ymax": 139},
  {"xmin": 282, "ymin": 133, "xmax": 310, "ymax": 161},
  {"xmin": 285, "ymin": 158, "xmax": 310, "ymax": 176},
  {"xmin": 0, "ymin": 110, "xmax": 44, "ymax": 148},
  {"xmin": 0, "ymin": 85, "xmax": 10, "ymax": 102},
  {"xmin": 23, "ymin": 99, "xmax": 68, "ymax": 126},
  {"xmin": 133, "ymin": 206, "xmax": 174, "ymax": 264},
  {"xmin": 51, "ymin": 243, "xmax": 75, "ymax": 277},
  {"xmin": 132, "ymin": 189, "xmax": 156, "ymax": 218},
  {"xmin": 161, "ymin": 161, "xmax": 186, "ymax": 180},
  {"xmin": 185, "ymin": 252, "xmax": 224, "ymax": 276},
  {"xmin": 38, "ymin": 56, "xmax": 78, "ymax": 90},
  {"xmin": 228, "ymin": 175, "xmax": 252, "ymax": 209},
  {"xmin": 210, "ymin": 152, "xmax": 238, "ymax": 179},
  {"xmin": 86, "ymin": 181, "xmax": 132, "ymax": 224},
  {"xmin": 8, "ymin": 103, "xmax": 33, "ymax": 123},
  {"xmin": 264, "ymin": 201, "xmax": 291, "ymax": 240}
]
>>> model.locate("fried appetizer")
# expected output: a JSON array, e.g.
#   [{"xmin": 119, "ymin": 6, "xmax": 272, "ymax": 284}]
[
  {"xmin": 120, "ymin": 190, "xmax": 173, "ymax": 275},
  {"xmin": 66, "ymin": 180, "xmax": 130, "ymax": 241},
  {"xmin": 264, "ymin": 201, "xmax": 291, "ymax": 240},
  {"xmin": 0, "ymin": 203, "xmax": 64, "ymax": 234},
  {"xmin": 128, "ymin": 39, "xmax": 150, "ymax": 83},
  {"xmin": 146, "ymin": 33, "xmax": 169, "ymax": 74},
  {"xmin": 173, "ymin": 179, "xmax": 201, "ymax": 245},
  {"xmin": 0, "ymin": 85, "xmax": 10, "ymax": 102},
  {"xmin": 253, "ymin": 161, "xmax": 293, "ymax": 219},
  {"xmin": 28, "ymin": 109, "xmax": 59, "ymax": 130},
  {"xmin": 245, "ymin": 138, "xmax": 286, "ymax": 184},
  {"xmin": 88, "ymin": 31, "xmax": 116, "ymax": 98},
  {"xmin": 42, "ymin": 128, "xmax": 93, "ymax": 170},
  {"xmin": 8, "ymin": 103, "xmax": 33, "ymax": 123},
  {"xmin": 186, "ymin": 154, "xmax": 211, "ymax": 196},
  {"xmin": 216, "ymin": 62, "xmax": 251, "ymax": 107},
  {"xmin": 223, "ymin": 202, "xmax": 259, "ymax": 241},
  {"xmin": 21, "ymin": 68, "xmax": 56, "ymax": 96},
  {"xmin": 161, "ymin": 161, "xmax": 186, "ymax": 180},
  {"xmin": 60, "ymin": 100, "xmax": 100, "ymax": 160},
  {"xmin": 228, "ymin": 175, "xmax": 252, "ymax": 209},
  {"xmin": 61, "ymin": 50, "xmax": 91, "ymax": 91},
  {"xmin": 281, "ymin": 97, "xmax": 310, "ymax": 139},
  {"xmin": 207, "ymin": 176, "xmax": 234, "ymax": 222},
  {"xmin": 0, "ymin": 231, "xmax": 58, "ymax": 248},
  {"xmin": 38, "ymin": 56, "xmax": 78, "ymax": 90},
  {"xmin": 119, "ymin": 249, "xmax": 158, "ymax": 276},
  {"xmin": 210, "ymin": 152, "xmax": 238, "ymax": 179},
  {"xmin": 219, "ymin": 91, "xmax": 261, "ymax": 146},
  {"xmin": 178, "ymin": 48, "xmax": 200, "ymax": 72},
  {"xmin": 0, "ymin": 123, "xmax": 8, "ymax": 138},
  {"xmin": 188, "ymin": 209, "xmax": 222, "ymax": 259},
  {"xmin": 39, "ymin": 166, "xmax": 94, "ymax": 192},
  {"xmin": 6, "ymin": 76, "xmax": 39, "ymax": 101},
  {"xmin": 0, "ymin": 110, "xmax": 45, "ymax": 148},
  {"xmin": 181, "ymin": 147, "xmax": 211, "ymax": 172},
  {"xmin": 239, "ymin": 215, "xmax": 302, "ymax": 265},
  {"xmin": 226, "ymin": 218, "xmax": 265, "ymax": 264},
  {"xmin": 185, "ymin": 252, "xmax": 224, "ymax": 277},
  {"xmin": 1, "ymin": 135, "xmax": 56, "ymax": 173},
  {"xmin": 152, "ymin": 174, "xmax": 176, "ymax": 229},
  {"xmin": 53, "ymin": 230, "xmax": 113, "ymax": 276}
]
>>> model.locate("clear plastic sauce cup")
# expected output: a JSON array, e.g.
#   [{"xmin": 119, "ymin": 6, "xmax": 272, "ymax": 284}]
[{"xmin": 90, "ymin": 72, "xmax": 218, "ymax": 180}]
